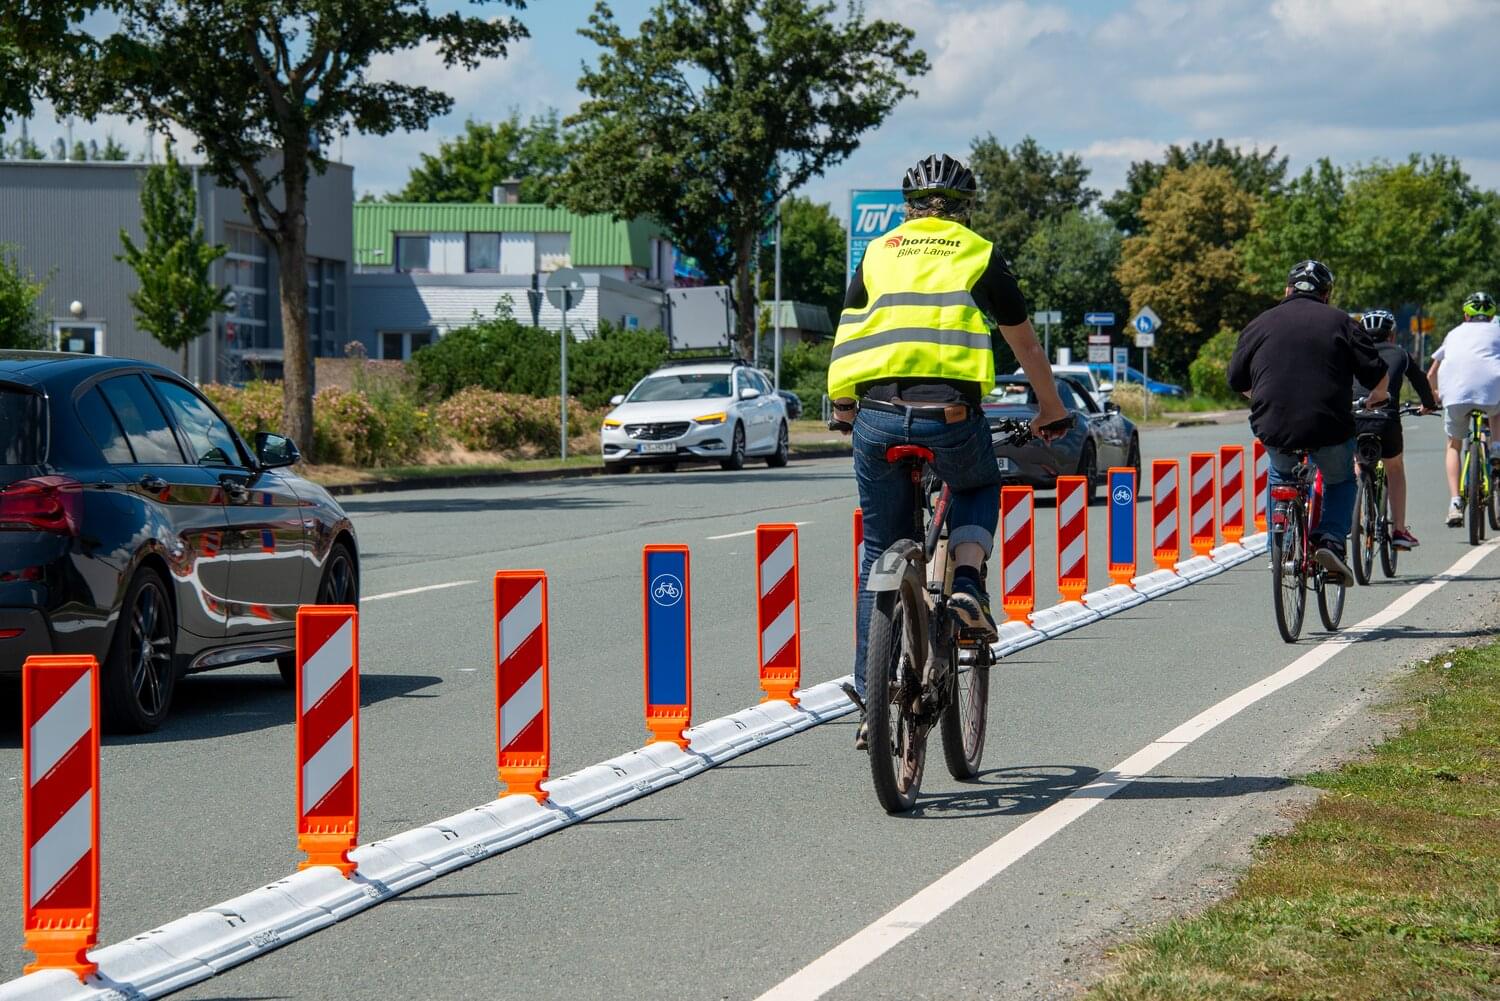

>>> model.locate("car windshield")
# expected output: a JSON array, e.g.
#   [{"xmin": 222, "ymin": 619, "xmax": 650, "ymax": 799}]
[
  {"xmin": 0, "ymin": 385, "xmax": 44, "ymax": 464},
  {"xmin": 985, "ymin": 384, "xmax": 1035, "ymax": 406},
  {"xmin": 626, "ymin": 373, "xmax": 732, "ymax": 402}
]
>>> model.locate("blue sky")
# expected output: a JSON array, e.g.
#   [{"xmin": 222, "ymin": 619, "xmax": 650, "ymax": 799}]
[{"xmin": 14, "ymin": 0, "xmax": 1500, "ymax": 229}]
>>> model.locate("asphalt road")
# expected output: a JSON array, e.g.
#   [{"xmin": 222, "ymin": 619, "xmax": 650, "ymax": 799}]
[{"xmin": 1, "ymin": 415, "xmax": 1494, "ymax": 999}]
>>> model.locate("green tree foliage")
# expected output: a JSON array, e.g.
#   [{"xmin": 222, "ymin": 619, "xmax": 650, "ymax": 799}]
[
  {"xmin": 6, "ymin": 134, "xmax": 44, "ymax": 159},
  {"xmin": 1103, "ymin": 139, "xmax": 1288, "ymax": 235},
  {"xmin": 117, "ymin": 145, "xmax": 228, "ymax": 374},
  {"xmin": 561, "ymin": 0, "xmax": 927, "ymax": 353},
  {"xmin": 65, "ymin": 135, "xmax": 131, "ymax": 161},
  {"xmin": 758, "ymin": 196, "xmax": 847, "ymax": 328},
  {"xmin": 1013, "ymin": 210, "xmax": 1125, "ymax": 358},
  {"xmin": 778, "ymin": 339, "xmax": 832, "ymax": 409},
  {"xmin": 0, "ymin": 245, "xmax": 46, "ymax": 349},
  {"xmin": 410, "ymin": 313, "xmax": 670, "ymax": 407},
  {"xmin": 1187, "ymin": 327, "xmax": 1239, "ymax": 401},
  {"xmin": 1239, "ymin": 158, "xmax": 1347, "ymax": 301},
  {"xmin": 33, "ymin": 1, "xmax": 528, "ymax": 459},
  {"xmin": 1116, "ymin": 164, "xmax": 1258, "ymax": 379},
  {"xmin": 0, "ymin": 2, "xmax": 96, "ymax": 123},
  {"xmin": 968, "ymin": 135, "xmax": 1098, "ymax": 254},
  {"xmin": 394, "ymin": 110, "xmax": 567, "ymax": 203}
]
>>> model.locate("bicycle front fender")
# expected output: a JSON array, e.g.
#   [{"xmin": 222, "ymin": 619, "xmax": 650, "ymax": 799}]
[{"xmin": 866, "ymin": 539, "xmax": 925, "ymax": 592}]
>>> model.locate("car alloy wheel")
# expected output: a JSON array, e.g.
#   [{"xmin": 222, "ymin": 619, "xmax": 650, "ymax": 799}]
[
  {"xmin": 720, "ymin": 423, "xmax": 746, "ymax": 470},
  {"xmin": 104, "ymin": 568, "xmax": 177, "ymax": 732},
  {"xmin": 767, "ymin": 422, "xmax": 790, "ymax": 467}
]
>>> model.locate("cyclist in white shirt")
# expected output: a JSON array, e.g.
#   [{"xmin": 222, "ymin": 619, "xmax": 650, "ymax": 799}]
[{"xmin": 1427, "ymin": 291, "xmax": 1500, "ymax": 527}]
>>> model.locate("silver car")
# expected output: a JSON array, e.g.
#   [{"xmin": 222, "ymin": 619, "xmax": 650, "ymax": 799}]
[{"xmin": 601, "ymin": 361, "xmax": 790, "ymax": 472}]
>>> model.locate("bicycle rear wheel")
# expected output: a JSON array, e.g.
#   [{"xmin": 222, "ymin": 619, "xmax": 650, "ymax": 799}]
[
  {"xmin": 941, "ymin": 645, "xmax": 989, "ymax": 780},
  {"xmin": 1272, "ymin": 509, "xmax": 1305, "ymax": 643},
  {"xmin": 1351, "ymin": 474, "xmax": 1374, "ymax": 586},
  {"xmin": 1378, "ymin": 480, "xmax": 1399, "ymax": 578},
  {"xmin": 865, "ymin": 577, "xmax": 927, "ymax": 813},
  {"xmin": 1317, "ymin": 572, "xmax": 1345, "ymax": 630},
  {"xmin": 1467, "ymin": 441, "xmax": 1485, "ymax": 546}
]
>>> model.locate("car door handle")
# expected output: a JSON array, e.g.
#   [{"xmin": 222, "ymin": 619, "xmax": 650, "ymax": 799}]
[{"xmin": 138, "ymin": 474, "xmax": 167, "ymax": 493}]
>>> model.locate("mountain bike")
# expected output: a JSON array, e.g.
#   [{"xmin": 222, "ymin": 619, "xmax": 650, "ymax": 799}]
[
  {"xmin": 1459, "ymin": 409, "xmax": 1494, "ymax": 546},
  {"xmin": 1351, "ymin": 404, "xmax": 1424, "ymax": 583},
  {"xmin": 1270, "ymin": 455, "xmax": 1346, "ymax": 642},
  {"xmin": 831, "ymin": 415, "xmax": 1044, "ymax": 813}
]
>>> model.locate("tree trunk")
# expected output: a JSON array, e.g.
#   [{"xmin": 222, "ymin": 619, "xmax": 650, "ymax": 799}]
[
  {"xmin": 734, "ymin": 225, "xmax": 757, "ymax": 359},
  {"xmin": 276, "ymin": 169, "xmax": 315, "ymax": 462}
]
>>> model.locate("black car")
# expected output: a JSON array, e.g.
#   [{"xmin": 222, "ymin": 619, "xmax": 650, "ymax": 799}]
[
  {"xmin": 0, "ymin": 352, "xmax": 358, "ymax": 731},
  {"xmin": 983, "ymin": 375, "xmax": 1140, "ymax": 501},
  {"xmin": 776, "ymin": 390, "xmax": 803, "ymax": 420}
]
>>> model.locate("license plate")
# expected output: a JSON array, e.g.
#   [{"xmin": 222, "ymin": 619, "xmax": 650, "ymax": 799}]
[
  {"xmin": 639, "ymin": 442, "xmax": 677, "ymax": 454},
  {"xmin": 995, "ymin": 457, "xmax": 1014, "ymax": 473}
]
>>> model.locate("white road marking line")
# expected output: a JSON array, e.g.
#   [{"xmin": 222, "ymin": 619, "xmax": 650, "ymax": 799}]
[
  {"xmin": 755, "ymin": 541, "xmax": 1497, "ymax": 1001},
  {"xmin": 707, "ymin": 521, "xmax": 810, "ymax": 541},
  {"xmin": 363, "ymin": 581, "xmax": 475, "ymax": 602}
]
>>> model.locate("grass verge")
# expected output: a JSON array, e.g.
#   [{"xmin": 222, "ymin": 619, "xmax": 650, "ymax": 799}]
[{"xmin": 1088, "ymin": 641, "xmax": 1500, "ymax": 1000}]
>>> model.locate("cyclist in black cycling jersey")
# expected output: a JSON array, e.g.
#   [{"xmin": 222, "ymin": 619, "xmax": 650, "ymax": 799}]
[{"xmin": 1354, "ymin": 309, "xmax": 1438, "ymax": 549}]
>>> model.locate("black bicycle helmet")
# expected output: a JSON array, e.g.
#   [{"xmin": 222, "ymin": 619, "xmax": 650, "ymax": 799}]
[
  {"xmin": 1463, "ymin": 291, "xmax": 1497, "ymax": 319},
  {"xmin": 1360, "ymin": 309, "xmax": 1396, "ymax": 334},
  {"xmin": 902, "ymin": 154, "xmax": 977, "ymax": 202},
  {"xmin": 1287, "ymin": 259, "xmax": 1335, "ymax": 296}
]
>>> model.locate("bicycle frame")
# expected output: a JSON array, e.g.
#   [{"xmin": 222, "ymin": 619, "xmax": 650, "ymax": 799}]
[{"xmin": 1460, "ymin": 411, "xmax": 1492, "ymax": 501}]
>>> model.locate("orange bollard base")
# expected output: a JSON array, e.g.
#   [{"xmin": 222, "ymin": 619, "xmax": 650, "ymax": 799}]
[
  {"xmin": 1058, "ymin": 584, "xmax": 1087, "ymax": 604},
  {"xmin": 645, "ymin": 711, "xmax": 690, "ymax": 749},
  {"xmin": 1223, "ymin": 528, "xmax": 1245, "ymax": 544},
  {"xmin": 23, "ymin": 926, "xmax": 97, "ymax": 981},
  {"xmin": 1003, "ymin": 603, "xmax": 1033, "ymax": 623},
  {"xmin": 759, "ymin": 673, "xmax": 799, "ymax": 707},
  {"xmin": 298, "ymin": 830, "xmax": 358, "ymax": 877},
  {"xmin": 498, "ymin": 763, "xmax": 549, "ymax": 802},
  {"xmin": 1153, "ymin": 555, "xmax": 1179, "ymax": 572},
  {"xmin": 1108, "ymin": 567, "xmax": 1134, "ymax": 587},
  {"xmin": 1190, "ymin": 539, "xmax": 1214, "ymax": 557}
]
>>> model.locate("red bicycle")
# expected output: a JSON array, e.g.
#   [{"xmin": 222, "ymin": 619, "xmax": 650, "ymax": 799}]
[{"xmin": 1269, "ymin": 455, "xmax": 1347, "ymax": 641}]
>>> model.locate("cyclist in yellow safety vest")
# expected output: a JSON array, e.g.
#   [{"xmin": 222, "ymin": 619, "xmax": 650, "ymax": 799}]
[{"xmin": 830, "ymin": 153, "xmax": 1068, "ymax": 750}]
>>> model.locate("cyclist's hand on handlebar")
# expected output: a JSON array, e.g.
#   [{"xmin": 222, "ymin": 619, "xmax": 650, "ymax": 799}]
[
  {"xmin": 1030, "ymin": 404, "xmax": 1071, "ymax": 443},
  {"xmin": 829, "ymin": 399, "xmax": 857, "ymax": 436},
  {"xmin": 1364, "ymin": 392, "xmax": 1390, "ymax": 411}
]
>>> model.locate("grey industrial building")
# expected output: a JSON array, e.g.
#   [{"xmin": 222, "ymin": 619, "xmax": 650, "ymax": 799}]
[{"xmin": 0, "ymin": 159, "xmax": 353, "ymax": 383}]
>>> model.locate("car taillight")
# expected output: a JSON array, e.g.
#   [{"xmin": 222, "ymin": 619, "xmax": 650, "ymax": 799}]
[{"xmin": 0, "ymin": 476, "xmax": 82, "ymax": 536}]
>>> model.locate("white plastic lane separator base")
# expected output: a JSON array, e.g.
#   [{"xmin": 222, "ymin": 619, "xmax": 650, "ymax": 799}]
[
  {"xmin": 0, "ymin": 532, "xmax": 1271, "ymax": 1001},
  {"xmin": 756, "ymin": 538, "xmax": 1491, "ymax": 1001},
  {"xmin": 0, "ymin": 684, "xmax": 858, "ymax": 1001}
]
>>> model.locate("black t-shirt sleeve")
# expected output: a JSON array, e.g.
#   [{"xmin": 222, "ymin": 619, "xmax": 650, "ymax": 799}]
[
  {"xmin": 970, "ymin": 249, "xmax": 1028, "ymax": 326},
  {"xmin": 1346, "ymin": 321, "xmax": 1388, "ymax": 387},
  {"xmin": 1227, "ymin": 326, "xmax": 1257, "ymax": 393},
  {"xmin": 1405, "ymin": 352, "xmax": 1438, "ymax": 408},
  {"xmin": 843, "ymin": 263, "xmax": 868, "ymax": 312}
]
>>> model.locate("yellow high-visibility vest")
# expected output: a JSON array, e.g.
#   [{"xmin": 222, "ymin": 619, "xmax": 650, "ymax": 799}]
[{"xmin": 828, "ymin": 216, "xmax": 995, "ymax": 402}]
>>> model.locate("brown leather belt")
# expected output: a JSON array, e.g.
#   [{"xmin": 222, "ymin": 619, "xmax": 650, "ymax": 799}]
[{"xmin": 859, "ymin": 397, "xmax": 971, "ymax": 424}]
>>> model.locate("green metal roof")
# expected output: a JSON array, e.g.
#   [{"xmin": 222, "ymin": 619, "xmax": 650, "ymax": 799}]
[{"xmin": 352, "ymin": 203, "xmax": 664, "ymax": 268}]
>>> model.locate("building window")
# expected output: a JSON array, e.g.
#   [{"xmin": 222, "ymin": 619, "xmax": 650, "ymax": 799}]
[
  {"xmin": 466, "ymin": 233, "xmax": 500, "ymax": 273},
  {"xmin": 306, "ymin": 258, "xmax": 322, "ymax": 356},
  {"xmin": 536, "ymin": 232, "xmax": 571, "ymax": 272},
  {"xmin": 396, "ymin": 235, "xmax": 430, "ymax": 273},
  {"xmin": 51, "ymin": 323, "xmax": 105, "ymax": 355},
  {"xmin": 224, "ymin": 225, "xmax": 269, "ymax": 350},
  {"xmin": 380, "ymin": 330, "xmax": 435, "ymax": 361}
]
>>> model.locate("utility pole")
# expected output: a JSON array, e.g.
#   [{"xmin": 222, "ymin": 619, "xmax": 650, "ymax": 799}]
[{"xmin": 773, "ymin": 202, "xmax": 783, "ymax": 389}]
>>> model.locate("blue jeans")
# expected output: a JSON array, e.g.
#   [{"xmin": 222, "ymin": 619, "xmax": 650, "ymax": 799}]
[
  {"xmin": 1266, "ymin": 439, "xmax": 1355, "ymax": 547},
  {"xmin": 852, "ymin": 407, "xmax": 1000, "ymax": 697}
]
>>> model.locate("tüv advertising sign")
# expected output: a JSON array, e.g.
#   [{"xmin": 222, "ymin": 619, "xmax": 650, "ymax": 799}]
[{"xmin": 848, "ymin": 189, "xmax": 906, "ymax": 279}]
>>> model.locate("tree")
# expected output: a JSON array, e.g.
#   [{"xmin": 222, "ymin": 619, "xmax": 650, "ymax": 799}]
[
  {"xmin": 35, "ymin": 1, "xmax": 527, "ymax": 458},
  {"xmin": 0, "ymin": 245, "xmax": 47, "ymax": 350},
  {"xmin": 0, "ymin": 2, "xmax": 97, "ymax": 123},
  {"xmin": 1116, "ymin": 164, "xmax": 1259, "ymax": 378},
  {"xmin": 561, "ymin": 0, "xmax": 927, "ymax": 352},
  {"xmin": 968, "ymin": 135, "xmax": 1097, "ymax": 254},
  {"xmin": 757, "ymin": 196, "xmax": 847, "ymax": 328},
  {"xmin": 394, "ymin": 110, "xmax": 568, "ymax": 203},
  {"xmin": 99, "ymin": 135, "xmax": 129, "ymax": 161},
  {"xmin": 1012, "ymin": 210, "xmax": 1125, "ymax": 358},
  {"xmin": 6, "ymin": 133, "xmax": 44, "ymax": 159},
  {"xmin": 1103, "ymin": 139, "xmax": 1288, "ymax": 235},
  {"xmin": 118, "ymin": 145, "xmax": 228, "ymax": 374},
  {"xmin": 1239, "ymin": 158, "xmax": 1347, "ymax": 301}
]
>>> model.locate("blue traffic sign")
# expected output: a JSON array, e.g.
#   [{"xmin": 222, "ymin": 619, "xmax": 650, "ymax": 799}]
[
  {"xmin": 644, "ymin": 546, "xmax": 690, "ymax": 707},
  {"xmin": 1108, "ymin": 468, "xmax": 1136, "ymax": 572},
  {"xmin": 1084, "ymin": 312, "xmax": 1116, "ymax": 326},
  {"xmin": 1134, "ymin": 314, "xmax": 1155, "ymax": 334}
]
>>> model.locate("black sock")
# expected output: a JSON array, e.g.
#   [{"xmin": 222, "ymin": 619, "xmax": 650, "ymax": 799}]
[{"xmin": 953, "ymin": 565, "xmax": 981, "ymax": 588}]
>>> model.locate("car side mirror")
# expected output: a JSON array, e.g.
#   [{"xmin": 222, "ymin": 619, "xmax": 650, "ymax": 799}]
[
  {"xmin": 1098, "ymin": 382, "xmax": 1115, "ymax": 393},
  {"xmin": 255, "ymin": 432, "xmax": 301, "ymax": 468},
  {"xmin": 610, "ymin": 394, "xmax": 625, "ymax": 405},
  {"xmin": 1104, "ymin": 401, "xmax": 1121, "ymax": 414},
  {"xmin": 739, "ymin": 388, "xmax": 761, "ymax": 400}
]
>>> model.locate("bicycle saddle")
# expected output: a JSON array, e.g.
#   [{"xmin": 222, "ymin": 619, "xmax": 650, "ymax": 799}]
[{"xmin": 885, "ymin": 445, "xmax": 935, "ymax": 464}]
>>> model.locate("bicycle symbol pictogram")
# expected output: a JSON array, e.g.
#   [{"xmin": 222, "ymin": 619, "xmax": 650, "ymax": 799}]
[{"xmin": 650, "ymin": 573, "xmax": 683, "ymax": 607}]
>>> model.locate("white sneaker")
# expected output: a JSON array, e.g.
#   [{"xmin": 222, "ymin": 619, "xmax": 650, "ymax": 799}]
[{"xmin": 1446, "ymin": 499, "xmax": 1463, "ymax": 527}]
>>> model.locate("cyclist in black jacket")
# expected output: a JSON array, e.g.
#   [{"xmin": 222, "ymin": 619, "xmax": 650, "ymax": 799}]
[
  {"xmin": 1229, "ymin": 260, "xmax": 1389, "ymax": 586},
  {"xmin": 1353, "ymin": 309, "xmax": 1438, "ymax": 549}
]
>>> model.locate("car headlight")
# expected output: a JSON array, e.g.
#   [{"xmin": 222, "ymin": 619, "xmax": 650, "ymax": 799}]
[
  {"xmin": 602, "ymin": 419, "xmax": 622, "ymax": 429},
  {"xmin": 693, "ymin": 412, "xmax": 726, "ymax": 426}
]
